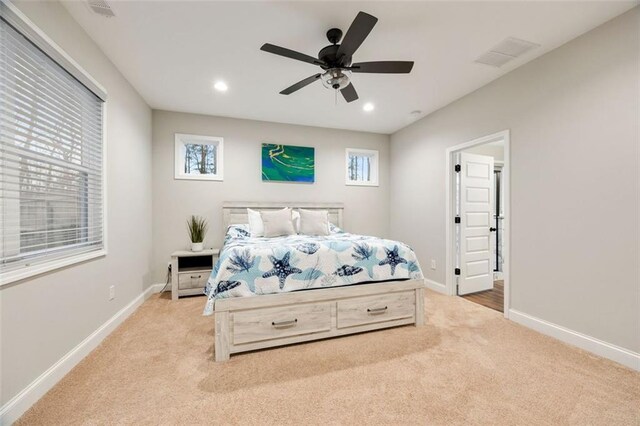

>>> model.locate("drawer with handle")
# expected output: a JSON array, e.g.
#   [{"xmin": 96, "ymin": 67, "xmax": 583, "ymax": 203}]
[
  {"xmin": 232, "ymin": 302, "xmax": 332, "ymax": 345},
  {"xmin": 178, "ymin": 271, "xmax": 209, "ymax": 290},
  {"xmin": 337, "ymin": 291, "xmax": 415, "ymax": 329}
]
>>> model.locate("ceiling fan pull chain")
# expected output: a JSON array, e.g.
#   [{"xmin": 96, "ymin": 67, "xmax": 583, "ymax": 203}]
[{"xmin": 335, "ymin": 89, "xmax": 337, "ymax": 106}]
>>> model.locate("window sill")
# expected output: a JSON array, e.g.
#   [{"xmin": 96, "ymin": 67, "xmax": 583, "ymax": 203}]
[
  {"xmin": 0, "ymin": 249, "xmax": 107, "ymax": 287},
  {"xmin": 345, "ymin": 181, "xmax": 379, "ymax": 187},
  {"xmin": 174, "ymin": 174, "xmax": 224, "ymax": 181}
]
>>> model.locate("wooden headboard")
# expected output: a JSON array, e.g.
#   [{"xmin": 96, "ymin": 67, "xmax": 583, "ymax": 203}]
[{"xmin": 222, "ymin": 202, "xmax": 344, "ymax": 231}]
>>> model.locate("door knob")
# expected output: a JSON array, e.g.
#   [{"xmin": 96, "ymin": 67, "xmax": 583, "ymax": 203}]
[{"xmin": 489, "ymin": 227, "xmax": 497, "ymax": 232}]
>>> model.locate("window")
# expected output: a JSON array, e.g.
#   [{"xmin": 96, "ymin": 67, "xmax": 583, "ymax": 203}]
[
  {"xmin": 0, "ymin": 5, "xmax": 106, "ymax": 285},
  {"xmin": 345, "ymin": 148, "xmax": 379, "ymax": 186},
  {"xmin": 174, "ymin": 134, "xmax": 224, "ymax": 181}
]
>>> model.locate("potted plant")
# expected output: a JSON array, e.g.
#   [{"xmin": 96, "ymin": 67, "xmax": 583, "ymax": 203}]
[{"xmin": 187, "ymin": 215, "xmax": 208, "ymax": 252}]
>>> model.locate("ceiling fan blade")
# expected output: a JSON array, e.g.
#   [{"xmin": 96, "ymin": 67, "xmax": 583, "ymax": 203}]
[
  {"xmin": 337, "ymin": 12, "xmax": 378, "ymax": 62},
  {"xmin": 280, "ymin": 74, "xmax": 322, "ymax": 95},
  {"xmin": 350, "ymin": 61, "xmax": 414, "ymax": 74},
  {"xmin": 261, "ymin": 43, "xmax": 325, "ymax": 66},
  {"xmin": 340, "ymin": 83, "xmax": 359, "ymax": 103}
]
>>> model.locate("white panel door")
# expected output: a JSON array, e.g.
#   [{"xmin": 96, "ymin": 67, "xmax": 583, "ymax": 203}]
[{"xmin": 458, "ymin": 152, "xmax": 495, "ymax": 295}]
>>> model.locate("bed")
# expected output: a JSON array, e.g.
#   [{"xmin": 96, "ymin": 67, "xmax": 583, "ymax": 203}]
[{"xmin": 207, "ymin": 202, "xmax": 426, "ymax": 361}]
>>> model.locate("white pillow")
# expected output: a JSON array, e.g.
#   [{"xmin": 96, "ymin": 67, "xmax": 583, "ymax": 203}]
[
  {"xmin": 248, "ymin": 208, "xmax": 300, "ymax": 236},
  {"xmin": 247, "ymin": 208, "xmax": 264, "ymax": 237},
  {"xmin": 261, "ymin": 208, "xmax": 296, "ymax": 237},
  {"xmin": 298, "ymin": 209, "xmax": 330, "ymax": 236},
  {"xmin": 292, "ymin": 210, "xmax": 301, "ymax": 234}
]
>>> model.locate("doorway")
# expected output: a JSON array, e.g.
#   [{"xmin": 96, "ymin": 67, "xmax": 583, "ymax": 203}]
[{"xmin": 445, "ymin": 130, "xmax": 510, "ymax": 317}]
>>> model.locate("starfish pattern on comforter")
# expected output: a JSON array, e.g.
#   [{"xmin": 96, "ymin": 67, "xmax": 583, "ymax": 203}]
[{"xmin": 203, "ymin": 225, "xmax": 424, "ymax": 316}]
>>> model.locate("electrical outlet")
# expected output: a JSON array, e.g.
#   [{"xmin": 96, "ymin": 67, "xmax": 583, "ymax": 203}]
[
  {"xmin": 430, "ymin": 259, "xmax": 437, "ymax": 270},
  {"xmin": 109, "ymin": 285, "xmax": 115, "ymax": 300}
]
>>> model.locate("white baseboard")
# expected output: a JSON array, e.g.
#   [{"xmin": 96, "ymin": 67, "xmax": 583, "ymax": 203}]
[
  {"xmin": 509, "ymin": 309, "xmax": 640, "ymax": 371},
  {"xmin": 425, "ymin": 278, "xmax": 447, "ymax": 294},
  {"xmin": 0, "ymin": 283, "xmax": 164, "ymax": 425}
]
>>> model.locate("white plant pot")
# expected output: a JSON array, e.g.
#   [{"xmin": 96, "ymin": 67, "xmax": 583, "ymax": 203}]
[{"xmin": 191, "ymin": 242, "xmax": 203, "ymax": 252}]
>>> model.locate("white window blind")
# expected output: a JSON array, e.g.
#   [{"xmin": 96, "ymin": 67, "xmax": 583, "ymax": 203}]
[{"xmin": 0, "ymin": 16, "xmax": 105, "ymax": 280}]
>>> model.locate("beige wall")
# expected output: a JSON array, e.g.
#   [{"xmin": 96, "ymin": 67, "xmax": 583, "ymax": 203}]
[
  {"xmin": 151, "ymin": 111, "xmax": 390, "ymax": 283},
  {"xmin": 464, "ymin": 143, "xmax": 504, "ymax": 161},
  {"xmin": 390, "ymin": 8, "xmax": 639, "ymax": 352},
  {"xmin": 0, "ymin": 0, "xmax": 153, "ymax": 406}
]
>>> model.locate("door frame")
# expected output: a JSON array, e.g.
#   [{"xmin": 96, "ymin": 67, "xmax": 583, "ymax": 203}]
[{"xmin": 445, "ymin": 130, "xmax": 511, "ymax": 318}]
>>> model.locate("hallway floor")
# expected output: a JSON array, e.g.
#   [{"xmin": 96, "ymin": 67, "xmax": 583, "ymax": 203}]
[{"xmin": 460, "ymin": 279, "xmax": 504, "ymax": 312}]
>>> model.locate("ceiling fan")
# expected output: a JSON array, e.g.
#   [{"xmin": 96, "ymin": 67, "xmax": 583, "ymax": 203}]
[{"xmin": 260, "ymin": 11, "xmax": 414, "ymax": 103}]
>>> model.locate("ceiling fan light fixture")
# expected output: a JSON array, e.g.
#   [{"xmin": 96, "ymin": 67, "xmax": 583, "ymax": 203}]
[
  {"xmin": 363, "ymin": 102, "xmax": 375, "ymax": 112},
  {"xmin": 321, "ymin": 68, "xmax": 351, "ymax": 90},
  {"xmin": 260, "ymin": 11, "xmax": 413, "ymax": 103}
]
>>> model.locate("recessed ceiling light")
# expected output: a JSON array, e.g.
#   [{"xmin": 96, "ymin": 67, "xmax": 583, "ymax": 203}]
[
  {"xmin": 214, "ymin": 81, "xmax": 228, "ymax": 92},
  {"xmin": 363, "ymin": 103, "xmax": 374, "ymax": 112}
]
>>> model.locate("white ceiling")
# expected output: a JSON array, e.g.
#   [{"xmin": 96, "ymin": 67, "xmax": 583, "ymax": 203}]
[{"xmin": 62, "ymin": 1, "xmax": 637, "ymax": 134}]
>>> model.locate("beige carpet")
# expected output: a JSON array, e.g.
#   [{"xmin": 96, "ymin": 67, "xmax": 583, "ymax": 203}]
[{"xmin": 17, "ymin": 290, "xmax": 639, "ymax": 425}]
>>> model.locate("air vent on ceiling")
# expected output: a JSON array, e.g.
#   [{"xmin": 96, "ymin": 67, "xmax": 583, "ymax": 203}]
[
  {"xmin": 87, "ymin": 0, "xmax": 115, "ymax": 18},
  {"xmin": 475, "ymin": 37, "xmax": 540, "ymax": 68}
]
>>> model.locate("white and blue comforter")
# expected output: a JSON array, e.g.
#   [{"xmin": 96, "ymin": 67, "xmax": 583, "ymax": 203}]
[{"xmin": 203, "ymin": 225, "xmax": 423, "ymax": 315}]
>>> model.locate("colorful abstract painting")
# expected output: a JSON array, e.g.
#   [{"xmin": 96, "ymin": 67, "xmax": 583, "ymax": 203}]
[{"xmin": 261, "ymin": 143, "xmax": 315, "ymax": 182}]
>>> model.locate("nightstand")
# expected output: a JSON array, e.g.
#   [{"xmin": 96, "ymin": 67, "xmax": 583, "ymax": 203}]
[{"xmin": 171, "ymin": 249, "xmax": 219, "ymax": 300}]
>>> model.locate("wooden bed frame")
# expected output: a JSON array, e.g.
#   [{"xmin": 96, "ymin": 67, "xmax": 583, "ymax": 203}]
[{"xmin": 213, "ymin": 202, "xmax": 426, "ymax": 362}]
